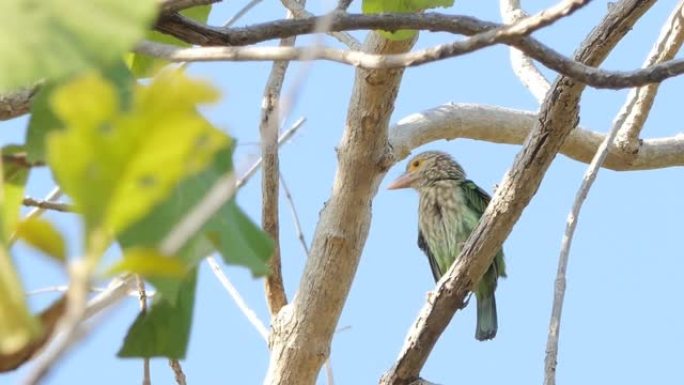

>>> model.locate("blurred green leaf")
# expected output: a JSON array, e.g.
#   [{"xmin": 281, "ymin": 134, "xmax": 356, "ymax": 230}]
[
  {"xmin": 0, "ymin": 0, "xmax": 156, "ymax": 91},
  {"xmin": 45, "ymin": 70, "xmax": 226, "ymax": 234},
  {"xmin": 0, "ymin": 250, "xmax": 41, "ymax": 354},
  {"xmin": 362, "ymin": 0, "xmax": 455, "ymax": 40},
  {"xmin": 207, "ymin": 201, "xmax": 272, "ymax": 277},
  {"xmin": 127, "ymin": 5, "xmax": 212, "ymax": 77},
  {"xmin": 106, "ymin": 248, "xmax": 186, "ymax": 278},
  {"xmin": 15, "ymin": 218, "xmax": 66, "ymax": 263},
  {"xmin": 0, "ymin": 152, "xmax": 40, "ymax": 353},
  {"xmin": 117, "ymin": 269, "xmax": 197, "ymax": 359},
  {"xmin": 119, "ymin": 146, "xmax": 272, "ymax": 302},
  {"xmin": 1, "ymin": 145, "xmax": 29, "ymax": 243},
  {"xmin": 26, "ymin": 62, "xmax": 134, "ymax": 164}
]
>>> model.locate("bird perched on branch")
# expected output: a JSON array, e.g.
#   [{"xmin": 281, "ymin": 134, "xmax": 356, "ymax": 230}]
[{"xmin": 388, "ymin": 151, "xmax": 506, "ymax": 341}]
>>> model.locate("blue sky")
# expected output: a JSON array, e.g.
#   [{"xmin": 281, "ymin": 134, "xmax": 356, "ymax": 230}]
[{"xmin": 3, "ymin": 1, "xmax": 684, "ymax": 384}]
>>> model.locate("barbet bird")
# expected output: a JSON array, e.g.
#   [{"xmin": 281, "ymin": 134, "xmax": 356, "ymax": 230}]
[{"xmin": 388, "ymin": 151, "xmax": 506, "ymax": 341}]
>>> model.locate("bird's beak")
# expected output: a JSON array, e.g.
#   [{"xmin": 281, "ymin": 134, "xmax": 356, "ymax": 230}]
[{"xmin": 387, "ymin": 172, "xmax": 417, "ymax": 190}]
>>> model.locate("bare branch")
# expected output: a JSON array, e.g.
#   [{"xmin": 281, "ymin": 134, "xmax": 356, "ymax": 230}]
[
  {"xmin": 389, "ymin": 103, "xmax": 684, "ymax": 171},
  {"xmin": 169, "ymin": 359, "xmax": 187, "ymax": 385},
  {"xmin": 2, "ymin": 153, "xmax": 44, "ymax": 168},
  {"xmin": 614, "ymin": 0, "xmax": 684, "ymax": 155},
  {"xmin": 206, "ymin": 256, "xmax": 270, "ymax": 341},
  {"xmin": 22, "ymin": 197, "xmax": 73, "ymax": 213},
  {"xmin": 154, "ymin": 2, "xmax": 592, "ymax": 73},
  {"xmin": 500, "ymin": 0, "xmax": 551, "ymax": 102},
  {"xmin": 279, "ymin": 173, "xmax": 310, "ymax": 256},
  {"xmin": 224, "ymin": 0, "xmax": 263, "ymax": 28},
  {"xmin": 261, "ymin": 1, "xmax": 304, "ymax": 319},
  {"xmin": 136, "ymin": 27, "xmax": 684, "ymax": 90},
  {"xmin": 381, "ymin": 1, "xmax": 656, "ymax": 384},
  {"xmin": 237, "ymin": 117, "xmax": 305, "ymax": 189},
  {"xmin": 22, "ymin": 187, "xmax": 63, "ymax": 221},
  {"xmin": 0, "ymin": 86, "xmax": 38, "ymax": 121},
  {"xmin": 134, "ymin": 276, "xmax": 151, "ymax": 385},
  {"xmin": 542, "ymin": 63, "xmax": 639, "ymax": 385}
]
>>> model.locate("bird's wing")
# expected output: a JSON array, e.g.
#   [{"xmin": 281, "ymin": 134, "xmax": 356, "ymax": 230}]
[
  {"xmin": 461, "ymin": 179, "xmax": 491, "ymax": 215},
  {"xmin": 418, "ymin": 230, "xmax": 442, "ymax": 282},
  {"xmin": 461, "ymin": 179, "xmax": 507, "ymax": 278}
]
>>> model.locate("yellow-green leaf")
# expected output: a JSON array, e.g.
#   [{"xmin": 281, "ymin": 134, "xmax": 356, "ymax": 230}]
[
  {"xmin": 46, "ymin": 70, "xmax": 230, "ymax": 234},
  {"xmin": 106, "ymin": 248, "xmax": 187, "ymax": 278},
  {"xmin": 15, "ymin": 218, "xmax": 66, "ymax": 263},
  {"xmin": 0, "ymin": 249, "xmax": 41, "ymax": 354},
  {"xmin": 362, "ymin": 0, "xmax": 455, "ymax": 40},
  {"xmin": 1, "ymin": 145, "xmax": 29, "ymax": 242}
]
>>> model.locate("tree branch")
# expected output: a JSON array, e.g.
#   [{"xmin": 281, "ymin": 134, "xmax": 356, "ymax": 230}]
[
  {"xmin": 206, "ymin": 256, "xmax": 270, "ymax": 340},
  {"xmin": 388, "ymin": 103, "xmax": 684, "ymax": 171},
  {"xmin": 261, "ymin": 1, "xmax": 302, "ymax": 318},
  {"xmin": 614, "ymin": 0, "xmax": 684, "ymax": 155},
  {"xmin": 22, "ymin": 197, "xmax": 73, "ymax": 213},
  {"xmin": 136, "ymin": 27, "xmax": 684, "ymax": 90},
  {"xmin": 264, "ymin": 32, "xmax": 417, "ymax": 385},
  {"xmin": 500, "ymin": 0, "xmax": 551, "ymax": 103},
  {"xmin": 0, "ymin": 86, "xmax": 38, "ymax": 121},
  {"xmin": 380, "ymin": 1, "xmax": 656, "ymax": 384}
]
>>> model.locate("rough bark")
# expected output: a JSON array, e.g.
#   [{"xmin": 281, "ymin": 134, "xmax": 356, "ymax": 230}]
[{"xmin": 263, "ymin": 32, "xmax": 417, "ymax": 385}]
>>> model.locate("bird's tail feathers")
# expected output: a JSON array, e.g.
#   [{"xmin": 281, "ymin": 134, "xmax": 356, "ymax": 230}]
[{"xmin": 475, "ymin": 293, "xmax": 497, "ymax": 341}]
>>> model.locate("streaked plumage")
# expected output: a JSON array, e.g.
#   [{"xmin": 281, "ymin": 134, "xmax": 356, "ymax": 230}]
[{"xmin": 388, "ymin": 151, "xmax": 506, "ymax": 341}]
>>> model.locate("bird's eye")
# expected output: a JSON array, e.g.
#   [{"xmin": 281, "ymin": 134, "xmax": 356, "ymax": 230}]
[{"xmin": 411, "ymin": 160, "xmax": 421, "ymax": 169}]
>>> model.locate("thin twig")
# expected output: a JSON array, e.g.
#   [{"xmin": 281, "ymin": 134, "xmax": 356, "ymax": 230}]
[
  {"xmin": 500, "ymin": 0, "xmax": 551, "ymax": 103},
  {"xmin": 169, "ymin": 359, "xmax": 187, "ymax": 385},
  {"xmin": 543, "ymin": 2, "xmax": 684, "ymax": 383},
  {"xmin": 136, "ymin": 276, "xmax": 151, "ymax": 385},
  {"xmin": 542, "ymin": 69, "xmax": 636, "ymax": 385},
  {"xmin": 236, "ymin": 117, "xmax": 305, "ymax": 189},
  {"xmin": 205, "ymin": 256, "xmax": 270, "ymax": 340},
  {"xmin": 281, "ymin": 170, "xmax": 334, "ymax": 384},
  {"xmin": 2, "ymin": 153, "xmax": 45, "ymax": 168},
  {"xmin": 27, "ymin": 285, "xmax": 152, "ymax": 297},
  {"xmin": 280, "ymin": 0, "xmax": 361, "ymax": 49},
  {"xmin": 22, "ymin": 257, "xmax": 100, "ymax": 385},
  {"xmin": 224, "ymin": 0, "xmax": 263, "ymax": 28},
  {"xmin": 261, "ymin": 0, "xmax": 302, "ymax": 319},
  {"xmin": 22, "ymin": 197, "xmax": 72, "ymax": 213},
  {"xmin": 279, "ymin": 173, "xmax": 309, "ymax": 256},
  {"xmin": 614, "ymin": 0, "xmax": 684, "ymax": 154},
  {"xmin": 23, "ymin": 187, "xmax": 63, "ymax": 220}
]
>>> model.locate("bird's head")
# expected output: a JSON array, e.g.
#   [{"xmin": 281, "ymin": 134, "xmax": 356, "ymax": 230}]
[{"xmin": 387, "ymin": 151, "xmax": 465, "ymax": 190}]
